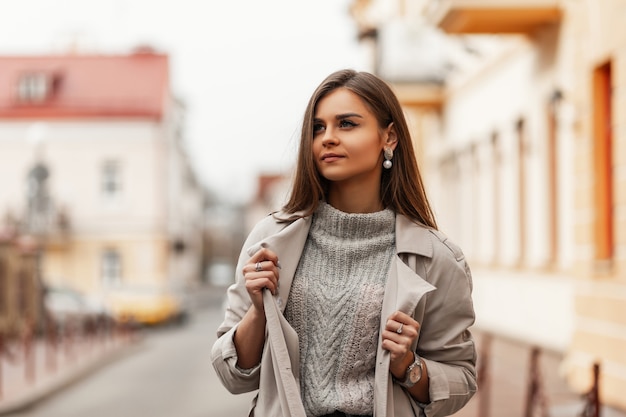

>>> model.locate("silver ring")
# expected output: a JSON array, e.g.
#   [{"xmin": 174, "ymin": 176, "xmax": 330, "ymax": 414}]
[
  {"xmin": 396, "ymin": 323, "xmax": 403, "ymax": 334},
  {"xmin": 255, "ymin": 261, "xmax": 263, "ymax": 272}
]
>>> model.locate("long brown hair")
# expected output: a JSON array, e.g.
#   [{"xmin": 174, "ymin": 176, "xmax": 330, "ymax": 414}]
[{"xmin": 282, "ymin": 69, "xmax": 438, "ymax": 229}]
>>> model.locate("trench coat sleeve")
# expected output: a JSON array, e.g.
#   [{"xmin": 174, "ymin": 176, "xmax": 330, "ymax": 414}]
[
  {"xmin": 210, "ymin": 215, "xmax": 284, "ymax": 394},
  {"xmin": 417, "ymin": 231, "xmax": 477, "ymax": 417}
]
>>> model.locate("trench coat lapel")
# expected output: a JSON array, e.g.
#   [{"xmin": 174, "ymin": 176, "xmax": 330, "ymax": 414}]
[
  {"xmin": 393, "ymin": 214, "xmax": 437, "ymax": 315},
  {"xmin": 375, "ymin": 214, "xmax": 437, "ymax": 417}
]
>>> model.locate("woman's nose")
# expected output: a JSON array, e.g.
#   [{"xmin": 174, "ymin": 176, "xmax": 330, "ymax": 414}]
[{"xmin": 321, "ymin": 129, "xmax": 338, "ymax": 146}]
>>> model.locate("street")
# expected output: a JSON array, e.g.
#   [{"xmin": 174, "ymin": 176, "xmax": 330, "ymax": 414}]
[
  {"xmin": 4, "ymin": 289, "xmax": 256, "ymax": 417},
  {"xmin": 3, "ymin": 285, "xmax": 611, "ymax": 417}
]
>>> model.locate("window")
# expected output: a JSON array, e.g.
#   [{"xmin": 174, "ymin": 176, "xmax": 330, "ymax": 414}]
[
  {"xmin": 516, "ymin": 119, "xmax": 527, "ymax": 264},
  {"xmin": 17, "ymin": 72, "xmax": 60, "ymax": 103},
  {"xmin": 592, "ymin": 61, "xmax": 613, "ymax": 263},
  {"xmin": 101, "ymin": 249, "xmax": 122, "ymax": 287},
  {"xmin": 101, "ymin": 160, "xmax": 122, "ymax": 200},
  {"xmin": 546, "ymin": 95, "xmax": 560, "ymax": 265},
  {"xmin": 491, "ymin": 132, "xmax": 501, "ymax": 264}
]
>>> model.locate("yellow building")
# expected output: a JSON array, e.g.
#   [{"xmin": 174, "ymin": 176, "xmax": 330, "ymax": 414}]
[{"xmin": 351, "ymin": 0, "xmax": 626, "ymax": 412}]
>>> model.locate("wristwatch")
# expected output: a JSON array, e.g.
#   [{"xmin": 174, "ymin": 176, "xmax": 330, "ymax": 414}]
[{"xmin": 397, "ymin": 353, "xmax": 423, "ymax": 388}]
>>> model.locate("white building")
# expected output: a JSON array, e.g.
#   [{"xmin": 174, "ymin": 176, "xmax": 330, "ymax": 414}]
[{"xmin": 0, "ymin": 49, "xmax": 205, "ymax": 299}]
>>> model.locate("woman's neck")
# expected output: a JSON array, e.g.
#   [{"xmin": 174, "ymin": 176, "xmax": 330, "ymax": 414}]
[{"xmin": 326, "ymin": 184, "xmax": 383, "ymax": 214}]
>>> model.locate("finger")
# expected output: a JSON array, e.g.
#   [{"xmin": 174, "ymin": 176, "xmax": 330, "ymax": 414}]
[
  {"xmin": 243, "ymin": 259, "xmax": 280, "ymax": 279},
  {"xmin": 244, "ymin": 262, "xmax": 280, "ymax": 295},
  {"xmin": 245, "ymin": 269, "xmax": 279, "ymax": 288},
  {"xmin": 383, "ymin": 323, "xmax": 418, "ymax": 347},
  {"xmin": 382, "ymin": 329, "xmax": 410, "ymax": 345},
  {"xmin": 387, "ymin": 311, "xmax": 420, "ymax": 331},
  {"xmin": 249, "ymin": 247, "xmax": 281, "ymax": 268},
  {"xmin": 388, "ymin": 310, "xmax": 412, "ymax": 324},
  {"xmin": 250, "ymin": 260, "xmax": 280, "ymax": 274},
  {"xmin": 385, "ymin": 318, "xmax": 406, "ymax": 335},
  {"xmin": 247, "ymin": 261, "xmax": 280, "ymax": 281},
  {"xmin": 381, "ymin": 338, "xmax": 412, "ymax": 361},
  {"xmin": 245, "ymin": 261, "xmax": 263, "ymax": 274},
  {"xmin": 245, "ymin": 275, "xmax": 278, "ymax": 295}
]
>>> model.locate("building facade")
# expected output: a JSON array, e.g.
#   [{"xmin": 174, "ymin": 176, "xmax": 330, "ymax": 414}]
[
  {"xmin": 351, "ymin": 0, "xmax": 626, "ymax": 412},
  {"xmin": 0, "ymin": 49, "xmax": 205, "ymax": 301}
]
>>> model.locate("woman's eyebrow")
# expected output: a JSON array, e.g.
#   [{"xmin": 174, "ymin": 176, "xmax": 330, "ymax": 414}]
[
  {"xmin": 313, "ymin": 113, "xmax": 364, "ymax": 123},
  {"xmin": 335, "ymin": 112, "xmax": 363, "ymax": 119}
]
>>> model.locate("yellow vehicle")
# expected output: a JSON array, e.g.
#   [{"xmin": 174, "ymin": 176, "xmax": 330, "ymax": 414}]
[{"xmin": 106, "ymin": 286, "xmax": 187, "ymax": 326}]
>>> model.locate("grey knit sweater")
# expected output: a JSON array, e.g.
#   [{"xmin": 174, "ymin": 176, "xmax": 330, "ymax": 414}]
[{"xmin": 284, "ymin": 202, "xmax": 395, "ymax": 417}]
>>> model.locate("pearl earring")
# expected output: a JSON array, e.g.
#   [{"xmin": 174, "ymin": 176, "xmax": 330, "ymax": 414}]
[{"xmin": 383, "ymin": 147, "xmax": 393, "ymax": 169}]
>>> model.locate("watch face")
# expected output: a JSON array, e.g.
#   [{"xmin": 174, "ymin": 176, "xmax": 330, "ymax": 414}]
[{"xmin": 409, "ymin": 362, "xmax": 422, "ymax": 383}]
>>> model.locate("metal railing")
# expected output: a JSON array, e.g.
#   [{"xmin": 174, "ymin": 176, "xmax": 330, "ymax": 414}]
[
  {"xmin": 476, "ymin": 332, "xmax": 602, "ymax": 417},
  {"xmin": 0, "ymin": 232, "xmax": 137, "ymax": 400},
  {"xmin": 0, "ymin": 310, "xmax": 136, "ymax": 400}
]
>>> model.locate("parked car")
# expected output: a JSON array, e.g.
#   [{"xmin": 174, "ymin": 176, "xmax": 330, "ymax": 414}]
[
  {"xmin": 43, "ymin": 286, "xmax": 112, "ymax": 335},
  {"xmin": 105, "ymin": 285, "xmax": 187, "ymax": 326}
]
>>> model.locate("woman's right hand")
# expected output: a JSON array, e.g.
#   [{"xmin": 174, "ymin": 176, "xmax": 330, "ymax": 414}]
[{"xmin": 243, "ymin": 247, "xmax": 281, "ymax": 312}]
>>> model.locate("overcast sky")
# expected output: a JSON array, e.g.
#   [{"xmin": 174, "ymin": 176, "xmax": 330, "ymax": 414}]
[{"xmin": 0, "ymin": 0, "xmax": 367, "ymax": 204}]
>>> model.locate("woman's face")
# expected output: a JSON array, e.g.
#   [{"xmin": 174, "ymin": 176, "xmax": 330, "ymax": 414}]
[{"xmin": 312, "ymin": 88, "xmax": 391, "ymax": 188}]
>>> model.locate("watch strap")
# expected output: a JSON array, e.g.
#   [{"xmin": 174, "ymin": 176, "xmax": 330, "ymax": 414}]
[{"xmin": 396, "ymin": 353, "xmax": 422, "ymax": 388}]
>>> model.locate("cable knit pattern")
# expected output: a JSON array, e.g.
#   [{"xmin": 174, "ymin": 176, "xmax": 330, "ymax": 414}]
[{"xmin": 285, "ymin": 202, "xmax": 395, "ymax": 417}]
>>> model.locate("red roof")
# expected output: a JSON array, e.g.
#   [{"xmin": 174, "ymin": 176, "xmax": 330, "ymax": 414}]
[{"xmin": 0, "ymin": 50, "xmax": 170, "ymax": 120}]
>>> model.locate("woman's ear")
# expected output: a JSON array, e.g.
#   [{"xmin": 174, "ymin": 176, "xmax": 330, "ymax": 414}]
[{"xmin": 385, "ymin": 123, "xmax": 398, "ymax": 151}]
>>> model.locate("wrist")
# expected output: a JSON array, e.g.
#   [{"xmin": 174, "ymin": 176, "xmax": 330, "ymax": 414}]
[
  {"xmin": 394, "ymin": 352, "xmax": 423, "ymax": 388},
  {"xmin": 391, "ymin": 352, "xmax": 414, "ymax": 379}
]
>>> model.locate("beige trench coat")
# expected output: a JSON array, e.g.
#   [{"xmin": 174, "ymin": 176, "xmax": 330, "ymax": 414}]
[{"xmin": 211, "ymin": 211, "xmax": 477, "ymax": 417}]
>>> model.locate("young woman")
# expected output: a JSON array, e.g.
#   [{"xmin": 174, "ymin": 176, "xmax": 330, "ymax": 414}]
[{"xmin": 212, "ymin": 69, "xmax": 477, "ymax": 417}]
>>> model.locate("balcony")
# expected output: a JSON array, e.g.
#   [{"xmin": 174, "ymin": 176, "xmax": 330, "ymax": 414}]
[
  {"xmin": 427, "ymin": 0, "xmax": 562, "ymax": 34},
  {"xmin": 391, "ymin": 83, "xmax": 443, "ymax": 110}
]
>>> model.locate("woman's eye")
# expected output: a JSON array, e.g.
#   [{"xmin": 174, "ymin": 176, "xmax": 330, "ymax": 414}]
[
  {"xmin": 339, "ymin": 120, "xmax": 357, "ymax": 128},
  {"xmin": 313, "ymin": 123, "xmax": 325, "ymax": 134}
]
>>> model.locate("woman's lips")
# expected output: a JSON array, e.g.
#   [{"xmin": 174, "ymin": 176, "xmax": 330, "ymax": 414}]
[{"xmin": 321, "ymin": 153, "xmax": 343, "ymax": 162}]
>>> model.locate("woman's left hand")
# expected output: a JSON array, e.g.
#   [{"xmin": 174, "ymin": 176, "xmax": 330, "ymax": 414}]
[{"xmin": 382, "ymin": 311, "xmax": 421, "ymax": 379}]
